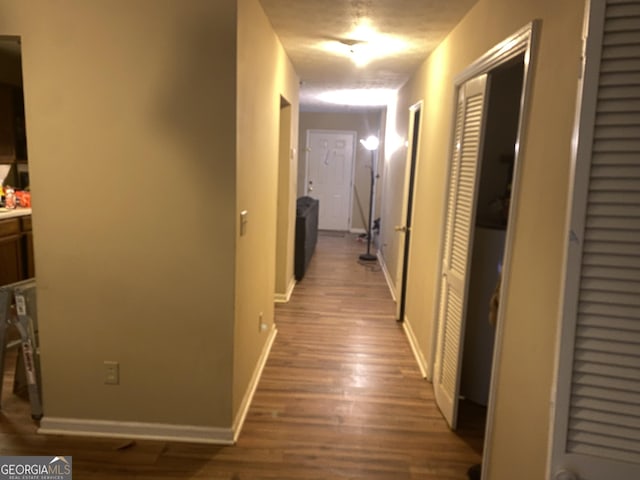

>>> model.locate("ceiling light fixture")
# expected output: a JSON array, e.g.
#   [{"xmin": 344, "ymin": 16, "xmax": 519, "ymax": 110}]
[
  {"xmin": 344, "ymin": 41, "xmax": 373, "ymax": 68},
  {"xmin": 318, "ymin": 20, "xmax": 408, "ymax": 67}
]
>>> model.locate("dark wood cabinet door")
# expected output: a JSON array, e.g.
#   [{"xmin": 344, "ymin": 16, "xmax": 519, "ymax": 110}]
[
  {"xmin": 0, "ymin": 234, "xmax": 23, "ymax": 285},
  {"xmin": 0, "ymin": 218, "xmax": 23, "ymax": 285}
]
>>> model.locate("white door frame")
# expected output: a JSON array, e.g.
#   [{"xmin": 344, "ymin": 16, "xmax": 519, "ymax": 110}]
[
  {"xmin": 304, "ymin": 129, "xmax": 357, "ymax": 231},
  {"xmin": 429, "ymin": 20, "xmax": 540, "ymax": 477}
]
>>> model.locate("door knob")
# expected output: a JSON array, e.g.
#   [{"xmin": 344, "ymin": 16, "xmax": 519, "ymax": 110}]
[
  {"xmin": 308, "ymin": 180, "xmax": 313, "ymax": 192},
  {"xmin": 395, "ymin": 225, "xmax": 409, "ymax": 233}
]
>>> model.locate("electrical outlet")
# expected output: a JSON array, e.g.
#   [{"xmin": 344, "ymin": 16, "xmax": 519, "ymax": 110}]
[{"xmin": 104, "ymin": 361, "xmax": 119, "ymax": 385}]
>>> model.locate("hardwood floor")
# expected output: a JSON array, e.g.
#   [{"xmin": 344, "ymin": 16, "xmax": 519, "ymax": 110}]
[{"xmin": 0, "ymin": 232, "xmax": 484, "ymax": 479}]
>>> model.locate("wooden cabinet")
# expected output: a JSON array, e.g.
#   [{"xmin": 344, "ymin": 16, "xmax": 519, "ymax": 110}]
[
  {"xmin": 21, "ymin": 215, "xmax": 34, "ymax": 279},
  {"xmin": 0, "ymin": 214, "xmax": 34, "ymax": 286},
  {"xmin": 0, "ymin": 217, "xmax": 23, "ymax": 285}
]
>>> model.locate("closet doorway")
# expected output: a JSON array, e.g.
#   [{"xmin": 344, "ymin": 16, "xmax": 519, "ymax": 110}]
[
  {"xmin": 431, "ymin": 23, "xmax": 538, "ymax": 436},
  {"xmin": 458, "ymin": 56, "xmax": 524, "ymax": 413}
]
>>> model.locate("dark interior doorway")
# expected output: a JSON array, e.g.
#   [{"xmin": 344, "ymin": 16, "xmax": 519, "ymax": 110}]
[
  {"xmin": 398, "ymin": 105, "xmax": 421, "ymax": 322},
  {"xmin": 458, "ymin": 54, "xmax": 525, "ymax": 433}
]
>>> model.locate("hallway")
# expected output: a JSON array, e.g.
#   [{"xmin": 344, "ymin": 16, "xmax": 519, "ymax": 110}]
[
  {"xmin": 242, "ymin": 231, "xmax": 485, "ymax": 478},
  {"xmin": 0, "ymin": 232, "xmax": 483, "ymax": 479}
]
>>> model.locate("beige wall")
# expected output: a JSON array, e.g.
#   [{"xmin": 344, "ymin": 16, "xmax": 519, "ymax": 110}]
[
  {"xmin": 2, "ymin": 0, "xmax": 300, "ymax": 436},
  {"xmin": 2, "ymin": 0, "xmax": 299, "ymax": 439},
  {"xmin": 234, "ymin": 0, "xmax": 299, "ymax": 420},
  {"xmin": 298, "ymin": 110, "xmax": 384, "ymax": 231},
  {"xmin": 2, "ymin": 0, "xmax": 238, "ymax": 429},
  {"xmin": 380, "ymin": 0, "xmax": 584, "ymax": 477}
]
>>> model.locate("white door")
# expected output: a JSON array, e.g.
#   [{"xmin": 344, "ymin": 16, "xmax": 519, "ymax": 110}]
[
  {"xmin": 306, "ymin": 130, "xmax": 355, "ymax": 231},
  {"xmin": 433, "ymin": 74, "xmax": 490, "ymax": 429},
  {"xmin": 549, "ymin": 0, "xmax": 640, "ymax": 478}
]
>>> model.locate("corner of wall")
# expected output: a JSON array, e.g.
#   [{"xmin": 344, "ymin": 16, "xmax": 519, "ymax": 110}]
[{"xmin": 231, "ymin": 325, "xmax": 278, "ymax": 442}]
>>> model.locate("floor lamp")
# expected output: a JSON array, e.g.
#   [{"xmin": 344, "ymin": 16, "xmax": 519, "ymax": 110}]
[{"xmin": 359, "ymin": 135, "xmax": 379, "ymax": 261}]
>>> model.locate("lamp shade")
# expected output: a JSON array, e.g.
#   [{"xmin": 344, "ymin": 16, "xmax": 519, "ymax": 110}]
[{"xmin": 360, "ymin": 135, "xmax": 379, "ymax": 151}]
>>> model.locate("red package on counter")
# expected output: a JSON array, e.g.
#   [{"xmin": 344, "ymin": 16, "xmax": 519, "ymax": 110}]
[{"xmin": 15, "ymin": 191, "xmax": 31, "ymax": 208}]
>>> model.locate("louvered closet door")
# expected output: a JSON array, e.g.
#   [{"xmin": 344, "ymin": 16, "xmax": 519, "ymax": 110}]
[
  {"xmin": 433, "ymin": 74, "xmax": 489, "ymax": 429},
  {"xmin": 550, "ymin": 0, "xmax": 640, "ymax": 478}
]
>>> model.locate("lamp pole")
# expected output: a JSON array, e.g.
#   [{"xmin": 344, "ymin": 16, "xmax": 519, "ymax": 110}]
[{"xmin": 359, "ymin": 136, "xmax": 378, "ymax": 262}]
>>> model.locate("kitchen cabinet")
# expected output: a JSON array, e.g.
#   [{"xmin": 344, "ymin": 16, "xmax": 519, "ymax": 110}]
[
  {"xmin": 0, "ymin": 217, "xmax": 23, "ymax": 285},
  {"xmin": 0, "ymin": 213, "xmax": 33, "ymax": 286}
]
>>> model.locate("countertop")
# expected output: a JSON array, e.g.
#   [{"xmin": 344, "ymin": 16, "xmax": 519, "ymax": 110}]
[{"xmin": 0, "ymin": 207, "xmax": 32, "ymax": 220}]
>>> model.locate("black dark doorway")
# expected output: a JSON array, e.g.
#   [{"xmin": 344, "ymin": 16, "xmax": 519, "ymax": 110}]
[
  {"xmin": 398, "ymin": 105, "xmax": 421, "ymax": 322},
  {"xmin": 458, "ymin": 54, "xmax": 526, "ymax": 428}
]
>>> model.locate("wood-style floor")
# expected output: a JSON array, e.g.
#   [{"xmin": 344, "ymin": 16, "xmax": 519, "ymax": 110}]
[{"xmin": 0, "ymin": 232, "xmax": 484, "ymax": 479}]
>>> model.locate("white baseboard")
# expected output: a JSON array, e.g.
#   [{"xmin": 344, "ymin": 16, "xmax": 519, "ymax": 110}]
[
  {"xmin": 349, "ymin": 227, "xmax": 366, "ymax": 235},
  {"xmin": 38, "ymin": 417, "xmax": 234, "ymax": 445},
  {"xmin": 402, "ymin": 319, "xmax": 429, "ymax": 380},
  {"xmin": 274, "ymin": 277, "xmax": 296, "ymax": 303},
  {"xmin": 377, "ymin": 251, "xmax": 397, "ymax": 302},
  {"xmin": 232, "ymin": 324, "xmax": 278, "ymax": 442}
]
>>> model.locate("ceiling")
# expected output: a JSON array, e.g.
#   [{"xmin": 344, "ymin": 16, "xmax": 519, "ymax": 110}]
[{"xmin": 259, "ymin": 0, "xmax": 478, "ymax": 111}]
